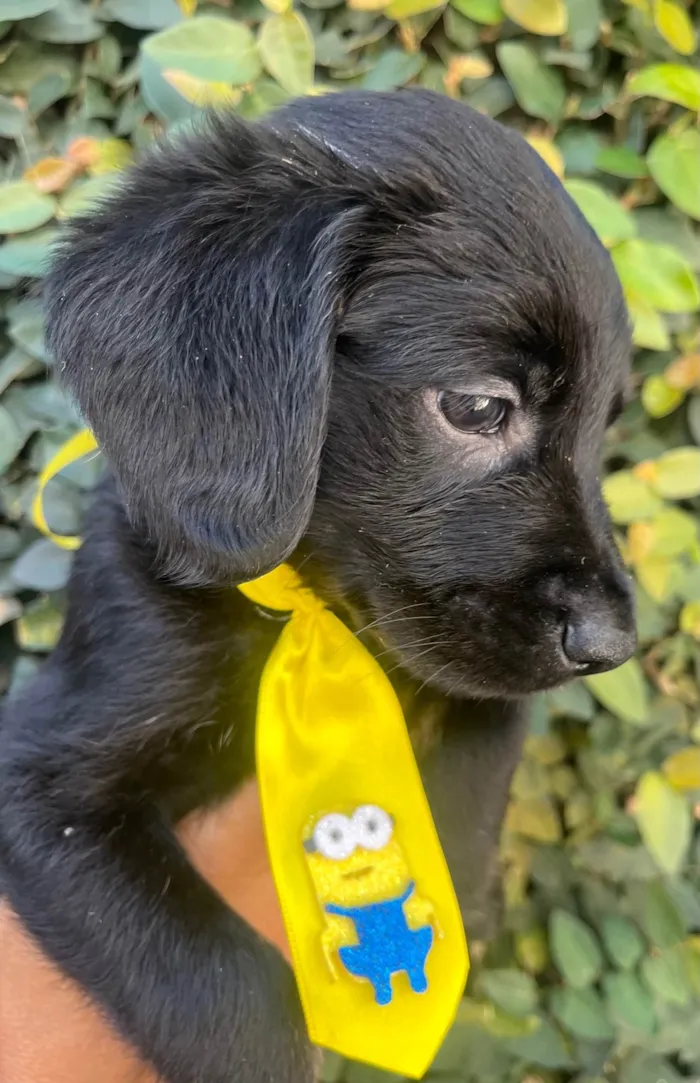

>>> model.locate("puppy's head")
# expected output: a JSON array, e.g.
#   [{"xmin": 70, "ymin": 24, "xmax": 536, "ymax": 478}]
[{"xmin": 45, "ymin": 89, "xmax": 635, "ymax": 697}]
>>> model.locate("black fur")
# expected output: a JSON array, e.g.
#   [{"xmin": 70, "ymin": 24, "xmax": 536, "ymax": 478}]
[{"xmin": 0, "ymin": 90, "xmax": 635, "ymax": 1083}]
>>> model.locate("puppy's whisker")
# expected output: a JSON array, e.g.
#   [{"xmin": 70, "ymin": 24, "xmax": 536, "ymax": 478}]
[
  {"xmin": 416, "ymin": 661, "xmax": 452, "ymax": 696},
  {"xmin": 371, "ymin": 634, "xmax": 448, "ymax": 663},
  {"xmin": 352, "ymin": 602, "xmax": 429, "ymax": 639},
  {"xmin": 384, "ymin": 642, "xmax": 450, "ymax": 678}
]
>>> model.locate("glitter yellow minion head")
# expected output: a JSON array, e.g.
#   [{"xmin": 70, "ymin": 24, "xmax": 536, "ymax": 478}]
[{"xmin": 303, "ymin": 805, "xmax": 411, "ymax": 907}]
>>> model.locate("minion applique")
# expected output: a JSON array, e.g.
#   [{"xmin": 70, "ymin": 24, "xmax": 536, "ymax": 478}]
[{"xmin": 303, "ymin": 805, "xmax": 437, "ymax": 1006}]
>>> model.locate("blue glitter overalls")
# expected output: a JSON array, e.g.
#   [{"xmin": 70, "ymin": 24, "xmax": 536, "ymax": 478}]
[{"xmin": 325, "ymin": 881, "xmax": 434, "ymax": 1005}]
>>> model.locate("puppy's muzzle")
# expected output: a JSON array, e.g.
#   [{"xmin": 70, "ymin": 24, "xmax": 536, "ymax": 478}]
[{"xmin": 545, "ymin": 567, "xmax": 636, "ymax": 676}]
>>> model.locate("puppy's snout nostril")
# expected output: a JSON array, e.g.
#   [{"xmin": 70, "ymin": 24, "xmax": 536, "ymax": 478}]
[{"xmin": 562, "ymin": 617, "xmax": 636, "ymax": 674}]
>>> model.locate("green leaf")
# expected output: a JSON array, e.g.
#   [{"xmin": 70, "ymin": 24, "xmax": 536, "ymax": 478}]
[
  {"xmin": 0, "ymin": 226, "xmax": 57, "ymax": 277},
  {"xmin": 0, "ymin": 94, "xmax": 28, "ymax": 138},
  {"xmin": 642, "ymin": 880, "xmax": 687, "ymax": 947},
  {"xmin": 547, "ymin": 680, "xmax": 595, "ymax": 721},
  {"xmin": 595, "ymin": 145, "xmax": 648, "ymax": 180},
  {"xmin": 620, "ymin": 1053, "xmax": 685, "ymax": 1083},
  {"xmin": 613, "ymin": 240, "xmax": 700, "ymax": 314},
  {"xmin": 362, "ymin": 48, "xmax": 425, "ymax": 90},
  {"xmin": 0, "ymin": 403, "xmax": 27, "ymax": 473},
  {"xmin": 58, "ymin": 175, "xmax": 121, "ymax": 218},
  {"xmin": 7, "ymin": 298, "xmax": 48, "ymax": 362},
  {"xmin": 480, "ymin": 969, "xmax": 538, "ymax": 1017},
  {"xmin": 642, "ymin": 947, "xmax": 692, "ymax": 1005},
  {"xmin": 0, "ymin": 43, "xmax": 78, "ymax": 98},
  {"xmin": 585, "ymin": 659, "xmax": 650, "ymax": 725},
  {"xmin": 627, "ymin": 63, "xmax": 700, "ymax": 111},
  {"xmin": 496, "ymin": 41, "xmax": 566, "ymax": 122},
  {"xmin": 550, "ymin": 909, "xmax": 604, "ymax": 989},
  {"xmin": 259, "ymin": 12, "xmax": 315, "ymax": 96},
  {"xmin": 24, "ymin": 0, "xmax": 103, "ymax": 44},
  {"xmin": 565, "ymin": 0, "xmax": 600, "ymax": 50},
  {"xmin": 501, "ymin": 0, "xmax": 567, "ymax": 35},
  {"xmin": 604, "ymin": 971, "xmax": 657, "ymax": 1035},
  {"xmin": 601, "ymin": 915, "xmax": 645, "ymax": 970},
  {"xmin": 466, "ymin": 76, "xmax": 514, "ymax": 117},
  {"xmin": 443, "ymin": 7, "xmax": 479, "ymax": 47},
  {"xmin": 648, "ymin": 127, "xmax": 700, "ymax": 222},
  {"xmin": 504, "ymin": 1016, "xmax": 574, "ymax": 1069},
  {"xmin": 550, "ymin": 986, "xmax": 614, "ymax": 1041},
  {"xmin": 0, "ymin": 0, "xmax": 57, "ymax": 14},
  {"xmin": 11, "ymin": 538, "xmax": 72, "ymax": 592},
  {"xmin": 635, "ymin": 771, "xmax": 692, "ymax": 877},
  {"xmin": 0, "ymin": 349, "xmax": 43, "ymax": 394},
  {"xmin": 564, "ymin": 179, "xmax": 636, "ymax": 247},
  {"xmin": 0, "ymin": 182, "xmax": 56, "ymax": 235},
  {"xmin": 386, "ymin": 0, "xmax": 444, "ymax": 17},
  {"xmin": 650, "ymin": 447, "xmax": 700, "ymax": 499},
  {"xmin": 101, "ymin": 0, "xmax": 182, "ymax": 29},
  {"xmin": 449, "ymin": 0, "xmax": 503, "ymax": 23},
  {"xmin": 141, "ymin": 15, "xmax": 261, "ymax": 125},
  {"xmin": 15, "ymin": 595, "xmax": 64, "ymax": 653}
]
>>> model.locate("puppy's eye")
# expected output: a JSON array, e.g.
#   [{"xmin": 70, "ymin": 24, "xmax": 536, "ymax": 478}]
[{"xmin": 437, "ymin": 391, "xmax": 510, "ymax": 434}]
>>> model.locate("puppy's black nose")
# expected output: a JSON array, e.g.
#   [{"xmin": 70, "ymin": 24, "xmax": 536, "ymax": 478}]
[{"xmin": 562, "ymin": 617, "xmax": 636, "ymax": 674}]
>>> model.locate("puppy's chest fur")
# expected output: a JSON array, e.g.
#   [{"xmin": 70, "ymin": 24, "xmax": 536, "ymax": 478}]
[{"xmin": 160, "ymin": 613, "xmax": 449, "ymax": 826}]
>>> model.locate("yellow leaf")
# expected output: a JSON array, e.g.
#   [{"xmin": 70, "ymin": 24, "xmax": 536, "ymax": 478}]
[
  {"xmin": 501, "ymin": 0, "xmax": 567, "ymax": 35},
  {"xmin": 627, "ymin": 295, "xmax": 671, "ymax": 352},
  {"xmin": 526, "ymin": 135, "xmax": 564, "ymax": 178},
  {"xmin": 680, "ymin": 601, "xmax": 700, "ymax": 641},
  {"xmin": 24, "ymin": 157, "xmax": 78, "ymax": 194},
  {"xmin": 632, "ymin": 459, "xmax": 659, "ymax": 485},
  {"xmin": 348, "ymin": 0, "xmax": 387, "ymax": 11},
  {"xmin": 163, "ymin": 70, "xmax": 242, "ymax": 108},
  {"xmin": 642, "ymin": 373, "xmax": 685, "ymax": 417},
  {"xmin": 444, "ymin": 53, "xmax": 493, "ymax": 94},
  {"xmin": 665, "ymin": 353, "xmax": 700, "ymax": 391},
  {"xmin": 177, "ymin": 0, "xmax": 197, "ymax": 13},
  {"xmin": 386, "ymin": 0, "xmax": 445, "ymax": 16},
  {"xmin": 261, "ymin": 0, "xmax": 293, "ymax": 12},
  {"xmin": 66, "ymin": 136, "xmax": 100, "ymax": 168},
  {"xmin": 505, "ymin": 797, "xmax": 562, "ymax": 843},
  {"xmin": 654, "ymin": 0, "xmax": 697, "ymax": 55},
  {"xmin": 635, "ymin": 770, "xmax": 692, "ymax": 875},
  {"xmin": 664, "ymin": 746, "xmax": 700, "ymax": 791},
  {"xmin": 88, "ymin": 138, "xmax": 133, "ymax": 177},
  {"xmin": 627, "ymin": 521, "xmax": 655, "ymax": 563},
  {"xmin": 636, "ymin": 555, "xmax": 684, "ymax": 602},
  {"xmin": 648, "ymin": 447, "xmax": 700, "ymax": 500}
]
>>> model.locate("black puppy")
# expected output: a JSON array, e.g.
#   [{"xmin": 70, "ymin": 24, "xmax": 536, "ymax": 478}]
[{"xmin": 0, "ymin": 90, "xmax": 635, "ymax": 1083}]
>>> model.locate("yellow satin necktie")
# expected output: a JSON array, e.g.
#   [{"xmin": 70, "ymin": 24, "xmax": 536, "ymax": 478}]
[{"xmin": 33, "ymin": 431, "xmax": 469, "ymax": 1077}]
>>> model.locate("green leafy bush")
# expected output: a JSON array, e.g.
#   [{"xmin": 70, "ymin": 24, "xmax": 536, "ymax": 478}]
[{"xmin": 0, "ymin": 0, "xmax": 698, "ymax": 1079}]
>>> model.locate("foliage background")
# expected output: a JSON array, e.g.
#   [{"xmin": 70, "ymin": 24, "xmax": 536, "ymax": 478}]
[{"xmin": 0, "ymin": 0, "xmax": 699, "ymax": 1080}]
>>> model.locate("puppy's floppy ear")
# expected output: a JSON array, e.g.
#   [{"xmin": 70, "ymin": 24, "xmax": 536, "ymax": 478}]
[{"xmin": 45, "ymin": 114, "xmax": 369, "ymax": 585}]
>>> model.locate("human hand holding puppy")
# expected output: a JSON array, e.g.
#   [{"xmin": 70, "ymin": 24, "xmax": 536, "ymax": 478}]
[{"xmin": 0, "ymin": 781, "xmax": 289, "ymax": 1083}]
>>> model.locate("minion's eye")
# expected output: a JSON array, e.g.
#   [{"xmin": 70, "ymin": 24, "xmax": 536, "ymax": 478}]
[
  {"xmin": 313, "ymin": 813, "xmax": 356, "ymax": 860},
  {"xmin": 352, "ymin": 805, "xmax": 393, "ymax": 851}
]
